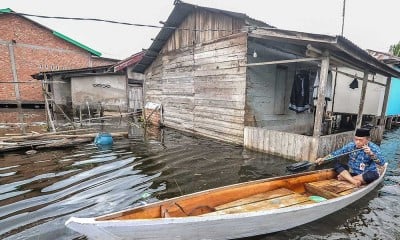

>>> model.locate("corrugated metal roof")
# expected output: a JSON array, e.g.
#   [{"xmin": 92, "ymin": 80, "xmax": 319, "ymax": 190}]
[
  {"xmin": 367, "ymin": 49, "xmax": 400, "ymax": 66},
  {"xmin": 31, "ymin": 65, "xmax": 115, "ymax": 80},
  {"xmin": 1, "ymin": 8, "xmax": 101, "ymax": 57},
  {"xmin": 249, "ymin": 28, "xmax": 400, "ymax": 78},
  {"xmin": 131, "ymin": 1, "xmax": 400, "ymax": 78},
  {"xmin": 132, "ymin": 0, "xmax": 274, "ymax": 73},
  {"xmin": 113, "ymin": 51, "xmax": 145, "ymax": 72}
]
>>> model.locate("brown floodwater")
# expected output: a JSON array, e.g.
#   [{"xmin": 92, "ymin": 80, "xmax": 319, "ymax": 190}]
[{"xmin": 0, "ymin": 115, "xmax": 399, "ymax": 240}]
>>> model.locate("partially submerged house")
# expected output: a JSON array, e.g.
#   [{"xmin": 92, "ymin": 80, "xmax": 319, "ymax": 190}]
[
  {"xmin": 368, "ymin": 49, "xmax": 400, "ymax": 127},
  {"xmin": 133, "ymin": 1, "xmax": 400, "ymax": 161},
  {"xmin": 0, "ymin": 8, "xmax": 116, "ymax": 108},
  {"xmin": 32, "ymin": 52, "xmax": 144, "ymax": 116}
]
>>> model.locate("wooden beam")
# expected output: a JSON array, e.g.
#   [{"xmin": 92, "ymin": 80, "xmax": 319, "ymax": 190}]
[
  {"xmin": 313, "ymin": 52, "xmax": 330, "ymax": 137},
  {"xmin": 329, "ymin": 68, "xmax": 385, "ymax": 87},
  {"xmin": 243, "ymin": 57, "xmax": 320, "ymax": 67},
  {"xmin": 380, "ymin": 77, "xmax": 391, "ymax": 126},
  {"xmin": 356, "ymin": 69, "xmax": 369, "ymax": 128},
  {"xmin": 306, "ymin": 44, "xmax": 364, "ymax": 72}
]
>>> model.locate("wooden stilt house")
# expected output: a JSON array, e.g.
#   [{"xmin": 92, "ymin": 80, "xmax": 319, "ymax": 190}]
[{"xmin": 133, "ymin": 1, "xmax": 400, "ymax": 161}]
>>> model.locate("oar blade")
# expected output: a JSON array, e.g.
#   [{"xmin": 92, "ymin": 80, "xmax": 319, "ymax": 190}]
[{"xmin": 286, "ymin": 161, "xmax": 313, "ymax": 172}]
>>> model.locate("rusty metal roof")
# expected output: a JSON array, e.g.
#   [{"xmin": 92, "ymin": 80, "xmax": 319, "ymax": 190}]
[
  {"xmin": 367, "ymin": 49, "xmax": 400, "ymax": 66},
  {"xmin": 113, "ymin": 51, "xmax": 145, "ymax": 72}
]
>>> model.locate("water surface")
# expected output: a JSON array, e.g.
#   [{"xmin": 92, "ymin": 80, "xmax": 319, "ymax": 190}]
[{"xmin": 0, "ymin": 125, "xmax": 399, "ymax": 240}]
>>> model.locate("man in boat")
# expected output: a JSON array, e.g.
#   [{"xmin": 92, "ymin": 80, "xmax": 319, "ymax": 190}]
[{"xmin": 316, "ymin": 128, "xmax": 385, "ymax": 187}]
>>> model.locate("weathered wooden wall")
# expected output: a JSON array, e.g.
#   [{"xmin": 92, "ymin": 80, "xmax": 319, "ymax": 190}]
[
  {"xmin": 244, "ymin": 127, "xmax": 316, "ymax": 161},
  {"xmin": 317, "ymin": 131, "xmax": 353, "ymax": 157},
  {"xmin": 144, "ymin": 9, "xmax": 248, "ymax": 143},
  {"xmin": 128, "ymin": 85, "xmax": 143, "ymax": 112},
  {"xmin": 163, "ymin": 9, "xmax": 244, "ymax": 52},
  {"xmin": 193, "ymin": 34, "xmax": 247, "ymax": 143},
  {"xmin": 244, "ymin": 127, "xmax": 353, "ymax": 161}
]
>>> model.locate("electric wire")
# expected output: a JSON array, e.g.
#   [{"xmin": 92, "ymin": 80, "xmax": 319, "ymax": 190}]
[{"xmin": 10, "ymin": 11, "xmax": 249, "ymax": 32}]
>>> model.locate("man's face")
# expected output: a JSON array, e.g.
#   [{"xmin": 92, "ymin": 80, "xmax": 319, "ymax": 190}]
[{"xmin": 354, "ymin": 136, "xmax": 368, "ymax": 148}]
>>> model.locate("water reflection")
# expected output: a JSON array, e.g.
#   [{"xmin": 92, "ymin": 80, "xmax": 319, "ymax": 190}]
[
  {"xmin": 0, "ymin": 109, "xmax": 47, "ymax": 136},
  {"xmin": 0, "ymin": 124, "xmax": 399, "ymax": 240}
]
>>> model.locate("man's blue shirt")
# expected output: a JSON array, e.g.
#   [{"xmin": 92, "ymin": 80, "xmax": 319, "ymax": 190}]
[{"xmin": 329, "ymin": 141, "xmax": 385, "ymax": 175}]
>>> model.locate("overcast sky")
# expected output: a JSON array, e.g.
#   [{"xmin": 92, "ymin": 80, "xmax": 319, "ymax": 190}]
[{"xmin": 2, "ymin": 0, "xmax": 399, "ymax": 59}]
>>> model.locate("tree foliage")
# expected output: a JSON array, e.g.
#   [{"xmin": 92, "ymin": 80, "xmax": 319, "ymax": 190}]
[{"xmin": 389, "ymin": 41, "xmax": 400, "ymax": 57}]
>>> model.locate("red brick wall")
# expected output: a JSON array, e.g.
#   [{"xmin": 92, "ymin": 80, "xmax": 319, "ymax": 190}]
[
  {"xmin": 0, "ymin": 110, "xmax": 46, "ymax": 123},
  {"xmin": 92, "ymin": 57, "xmax": 119, "ymax": 67},
  {"xmin": 0, "ymin": 14, "xmax": 116, "ymax": 104},
  {"xmin": 0, "ymin": 110, "xmax": 47, "ymax": 136}
]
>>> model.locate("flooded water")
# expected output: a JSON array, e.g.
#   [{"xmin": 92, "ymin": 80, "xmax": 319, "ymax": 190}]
[{"xmin": 0, "ymin": 119, "xmax": 399, "ymax": 239}]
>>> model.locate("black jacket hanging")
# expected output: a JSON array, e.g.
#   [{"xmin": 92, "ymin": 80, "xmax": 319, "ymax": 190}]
[
  {"xmin": 349, "ymin": 78, "xmax": 359, "ymax": 89},
  {"xmin": 289, "ymin": 71, "xmax": 310, "ymax": 113}
]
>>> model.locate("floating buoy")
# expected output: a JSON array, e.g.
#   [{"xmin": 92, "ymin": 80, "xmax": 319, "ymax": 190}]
[{"xmin": 94, "ymin": 132, "xmax": 113, "ymax": 146}]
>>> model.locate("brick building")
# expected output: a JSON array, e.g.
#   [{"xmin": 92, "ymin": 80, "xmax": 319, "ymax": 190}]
[{"xmin": 0, "ymin": 8, "xmax": 118, "ymax": 108}]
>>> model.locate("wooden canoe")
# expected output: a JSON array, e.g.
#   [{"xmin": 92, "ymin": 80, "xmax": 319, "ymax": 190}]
[{"xmin": 65, "ymin": 163, "xmax": 387, "ymax": 240}]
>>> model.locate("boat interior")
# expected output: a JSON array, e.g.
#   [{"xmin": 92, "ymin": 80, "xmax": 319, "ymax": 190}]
[{"xmin": 97, "ymin": 168, "xmax": 374, "ymax": 221}]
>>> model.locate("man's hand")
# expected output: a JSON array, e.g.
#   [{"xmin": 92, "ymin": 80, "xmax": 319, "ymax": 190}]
[
  {"xmin": 362, "ymin": 145, "xmax": 373, "ymax": 156},
  {"xmin": 315, "ymin": 158, "xmax": 325, "ymax": 165}
]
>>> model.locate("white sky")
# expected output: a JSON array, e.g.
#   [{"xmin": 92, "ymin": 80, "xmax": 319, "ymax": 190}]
[{"xmin": 1, "ymin": 0, "xmax": 399, "ymax": 59}]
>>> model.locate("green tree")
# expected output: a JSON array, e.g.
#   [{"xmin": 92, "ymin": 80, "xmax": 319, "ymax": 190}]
[{"xmin": 389, "ymin": 41, "xmax": 400, "ymax": 56}]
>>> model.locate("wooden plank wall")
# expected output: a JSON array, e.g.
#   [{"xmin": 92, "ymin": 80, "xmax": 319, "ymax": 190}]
[
  {"xmin": 244, "ymin": 127, "xmax": 356, "ymax": 161},
  {"xmin": 318, "ymin": 131, "xmax": 353, "ymax": 157},
  {"xmin": 162, "ymin": 47, "xmax": 195, "ymax": 131},
  {"xmin": 193, "ymin": 34, "xmax": 247, "ymax": 143},
  {"xmin": 243, "ymin": 127, "xmax": 315, "ymax": 161},
  {"xmin": 164, "ymin": 9, "xmax": 244, "ymax": 52},
  {"xmin": 144, "ymin": 10, "xmax": 248, "ymax": 143}
]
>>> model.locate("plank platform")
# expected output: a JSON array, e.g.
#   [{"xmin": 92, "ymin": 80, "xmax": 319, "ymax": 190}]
[
  {"xmin": 215, "ymin": 188, "xmax": 294, "ymax": 211},
  {"xmin": 203, "ymin": 188, "xmax": 310, "ymax": 216},
  {"xmin": 305, "ymin": 179, "xmax": 357, "ymax": 199}
]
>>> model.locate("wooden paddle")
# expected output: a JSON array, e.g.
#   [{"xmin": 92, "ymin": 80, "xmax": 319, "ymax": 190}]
[{"xmin": 286, "ymin": 148, "xmax": 363, "ymax": 172}]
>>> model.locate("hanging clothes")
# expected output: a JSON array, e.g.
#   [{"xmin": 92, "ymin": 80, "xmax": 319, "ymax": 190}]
[
  {"xmin": 289, "ymin": 70, "xmax": 310, "ymax": 113},
  {"xmin": 312, "ymin": 70, "xmax": 333, "ymax": 102}
]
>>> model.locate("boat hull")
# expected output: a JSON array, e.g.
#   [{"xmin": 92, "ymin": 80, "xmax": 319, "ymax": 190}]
[{"xmin": 66, "ymin": 166, "xmax": 386, "ymax": 240}]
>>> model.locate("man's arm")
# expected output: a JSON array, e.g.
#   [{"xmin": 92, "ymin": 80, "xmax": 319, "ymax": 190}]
[
  {"xmin": 315, "ymin": 142, "xmax": 354, "ymax": 165},
  {"xmin": 365, "ymin": 143, "xmax": 385, "ymax": 165}
]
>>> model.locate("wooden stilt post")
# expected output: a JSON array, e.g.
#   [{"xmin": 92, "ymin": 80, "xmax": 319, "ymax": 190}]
[
  {"xmin": 313, "ymin": 52, "xmax": 330, "ymax": 137},
  {"xmin": 355, "ymin": 70, "xmax": 369, "ymax": 129},
  {"xmin": 86, "ymin": 101, "xmax": 91, "ymax": 124},
  {"xmin": 79, "ymin": 105, "xmax": 83, "ymax": 127},
  {"xmin": 43, "ymin": 74, "xmax": 56, "ymax": 132},
  {"xmin": 387, "ymin": 117, "xmax": 393, "ymax": 129},
  {"xmin": 380, "ymin": 77, "xmax": 391, "ymax": 129}
]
